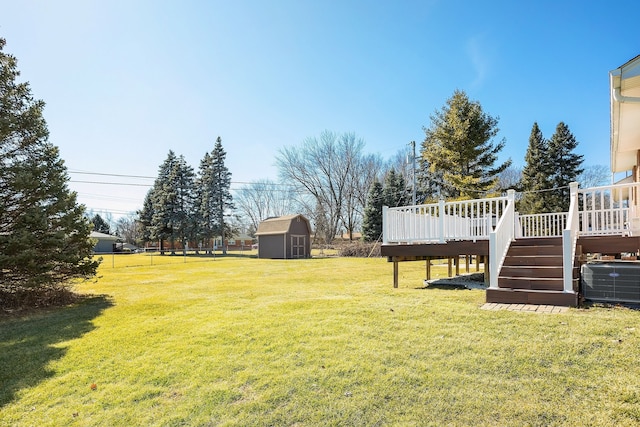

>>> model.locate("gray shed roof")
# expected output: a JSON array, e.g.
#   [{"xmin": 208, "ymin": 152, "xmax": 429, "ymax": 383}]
[{"xmin": 255, "ymin": 214, "xmax": 310, "ymax": 236}]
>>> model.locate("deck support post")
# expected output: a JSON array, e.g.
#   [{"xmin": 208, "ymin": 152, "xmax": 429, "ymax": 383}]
[
  {"xmin": 426, "ymin": 258, "xmax": 431, "ymax": 281},
  {"xmin": 465, "ymin": 255, "xmax": 470, "ymax": 273},
  {"xmin": 476, "ymin": 255, "xmax": 480, "ymax": 272},
  {"xmin": 455, "ymin": 256, "xmax": 460, "ymax": 276},
  {"xmin": 393, "ymin": 259, "xmax": 399, "ymax": 288},
  {"xmin": 484, "ymin": 256, "xmax": 490, "ymax": 285},
  {"xmin": 447, "ymin": 258, "xmax": 453, "ymax": 277}
]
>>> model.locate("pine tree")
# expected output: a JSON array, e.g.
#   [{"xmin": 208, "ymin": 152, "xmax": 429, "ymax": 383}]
[
  {"xmin": 91, "ymin": 214, "xmax": 111, "ymax": 234},
  {"xmin": 519, "ymin": 122, "xmax": 553, "ymax": 214},
  {"xmin": 198, "ymin": 137, "xmax": 233, "ymax": 254},
  {"xmin": 421, "ymin": 90, "xmax": 511, "ymax": 199},
  {"xmin": 382, "ymin": 168, "xmax": 409, "ymax": 207},
  {"xmin": 361, "ymin": 180, "xmax": 383, "ymax": 242},
  {"xmin": 138, "ymin": 190, "xmax": 156, "ymax": 246},
  {"xmin": 144, "ymin": 151, "xmax": 196, "ymax": 254},
  {"xmin": 0, "ymin": 38, "xmax": 99, "ymax": 297},
  {"xmin": 547, "ymin": 122, "xmax": 584, "ymax": 212}
]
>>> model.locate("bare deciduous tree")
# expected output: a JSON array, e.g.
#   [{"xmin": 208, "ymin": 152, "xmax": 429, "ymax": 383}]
[
  {"xmin": 276, "ymin": 131, "xmax": 369, "ymax": 243},
  {"xmin": 578, "ymin": 164, "xmax": 610, "ymax": 188},
  {"xmin": 235, "ymin": 179, "xmax": 299, "ymax": 234}
]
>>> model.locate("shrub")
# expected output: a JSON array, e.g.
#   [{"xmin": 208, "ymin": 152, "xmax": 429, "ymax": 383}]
[{"xmin": 338, "ymin": 241, "xmax": 381, "ymax": 257}]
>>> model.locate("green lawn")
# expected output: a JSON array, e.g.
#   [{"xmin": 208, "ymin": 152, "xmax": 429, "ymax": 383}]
[{"xmin": 2, "ymin": 254, "xmax": 640, "ymax": 426}]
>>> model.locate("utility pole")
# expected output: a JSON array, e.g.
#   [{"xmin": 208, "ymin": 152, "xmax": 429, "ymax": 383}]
[{"xmin": 410, "ymin": 140, "xmax": 416, "ymax": 206}]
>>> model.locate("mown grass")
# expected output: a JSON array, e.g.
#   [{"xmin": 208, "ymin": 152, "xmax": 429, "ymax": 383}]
[{"xmin": 2, "ymin": 255, "xmax": 640, "ymax": 426}]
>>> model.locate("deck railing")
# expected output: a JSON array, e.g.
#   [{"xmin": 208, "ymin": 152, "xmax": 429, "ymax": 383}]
[
  {"xmin": 517, "ymin": 212, "xmax": 568, "ymax": 238},
  {"xmin": 489, "ymin": 190, "xmax": 516, "ymax": 288},
  {"xmin": 578, "ymin": 181, "xmax": 640, "ymax": 236},
  {"xmin": 563, "ymin": 182, "xmax": 580, "ymax": 293},
  {"xmin": 382, "ymin": 195, "xmax": 509, "ymax": 244},
  {"xmin": 382, "ymin": 181, "xmax": 640, "ymax": 294}
]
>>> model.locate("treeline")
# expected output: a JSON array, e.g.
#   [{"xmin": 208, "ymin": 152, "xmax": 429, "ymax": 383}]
[
  {"xmin": 124, "ymin": 90, "xmax": 590, "ymax": 248},
  {"xmin": 137, "ymin": 137, "xmax": 234, "ymax": 254}
]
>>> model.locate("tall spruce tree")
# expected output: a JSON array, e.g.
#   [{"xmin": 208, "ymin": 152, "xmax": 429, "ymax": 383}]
[
  {"xmin": 198, "ymin": 137, "xmax": 233, "ymax": 254},
  {"xmin": 361, "ymin": 180, "xmax": 383, "ymax": 242},
  {"xmin": 382, "ymin": 168, "xmax": 409, "ymax": 207},
  {"xmin": 0, "ymin": 38, "xmax": 99, "ymax": 297},
  {"xmin": 519, "ymin": 122, "xmax": 553, "ymax": 214},
  {"xmin": 421, "ymin": 90, "xmax": 511, "ymax": 199},
  {"xmin": 91, "ymin": 213, "xmax": 111, "ymax": 234},
  {"xmin": 547, "ymin": 122, "xmax": 584, "ymax": 212},
  {"xmin": 141, "ymin": 151, "xmax": 196, "ymax": 254}
]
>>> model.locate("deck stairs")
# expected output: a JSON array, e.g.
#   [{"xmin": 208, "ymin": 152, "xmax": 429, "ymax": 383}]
[{"xmin": 486, "ymin": 237, "xmax": 579, "ymax": 306}]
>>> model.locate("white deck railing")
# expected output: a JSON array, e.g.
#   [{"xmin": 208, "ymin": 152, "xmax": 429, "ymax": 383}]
[
  {"xmin": 489, "ymin": 190, "xmax": 516, "ymax": 288},
  {"xmin": 563, "ymin": 182, "xmax": 580, "ymax": 293},
  {"xmin": 382, "ymin": 181, "xmax": 640, "ymax": 293},
  {"xmin": 517, "ymin": 212, "xmax": 568, "ymax": 238},
  {"xmin": 578, "ymin": 182, "xmax": 640, "ymax": 236},
  {"xmin": 382, "ymin": 195, "xmax": 509, "ymax": 244}
]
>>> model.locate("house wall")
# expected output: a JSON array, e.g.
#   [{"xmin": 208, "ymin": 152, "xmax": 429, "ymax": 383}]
[
  {"xmin": 94, "ymin": 239, "xmax": 116, "ymax": 253},
  {"xmin": 258, "ymin": 234, "xmax": 286, "ymax": 259}
]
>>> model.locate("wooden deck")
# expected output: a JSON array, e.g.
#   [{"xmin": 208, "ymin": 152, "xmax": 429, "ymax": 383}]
[
  {"xmin": 577, "ymin": 235, "xmax": 640, "ymax": 254},
  {"xmin": 381, "ymin": 240, "xmax": 489, "ymax": 288},
  {"xmin": 381, "ymin": 235, "xmax": 640, "ymax": 305}
]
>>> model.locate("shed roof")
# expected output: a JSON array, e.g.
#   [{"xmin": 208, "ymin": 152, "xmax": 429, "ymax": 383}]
[{"xmin": 255, "ymin": 214, "xmax": 311, "ymax": 236}]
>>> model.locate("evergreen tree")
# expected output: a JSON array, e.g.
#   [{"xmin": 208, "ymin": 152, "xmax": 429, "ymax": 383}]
[
  {"xmin": 361, "ymin": 180, "xmax": 383, "ymax": 242},
  {"xmin": 421, "ymin": 90, "xmax": 511, "ymax": 199},
  {"xmin": 138, "ymin": 189, "xmax": 156, "ymax": 245},
  {"xmin": 547, "ymin": 122, "xmax": 584, "ymax": 212},
  {"xmin": 144, "ymin": 151, "xmax": 196, "ymax": 254},
  {"xmin": 91, "ymin": 213, "xmax": 111, "ymax": 234},
  {"xmin": 0, "ymin": 38, "xmax": 99, "ymax": 296},
  {"xmin": 382, "ymin": 168, "xmax": 409, "ymax": 207},
  {"xmin": 519, "ymin": 122, "xmax": 553, "ymax": 214},
  {"xmin": 198, "ymin": 137, "xmax": 233, "ymax": 254}
]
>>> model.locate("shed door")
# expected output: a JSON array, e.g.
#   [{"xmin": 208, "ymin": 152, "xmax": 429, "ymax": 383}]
[{"xmin": 291, "ymin": 235, "xmax": 306, "ymax": 258}]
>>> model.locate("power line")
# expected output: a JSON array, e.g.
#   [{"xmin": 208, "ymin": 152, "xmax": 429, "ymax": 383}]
[
  {"xmin": 69, "ymin": 170, "xmax": 155, "ymax": 180},
  {"xmin": 70, "ymin": 180, "xmax": 152, "ymax": 187}
]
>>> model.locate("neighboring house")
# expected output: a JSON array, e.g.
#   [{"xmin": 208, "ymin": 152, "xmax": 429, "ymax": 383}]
[
  {"xmin": 381, "ymin": 55, "xmax": 640, "ymax": 307},
  {"xmin": 213, "ymin": 233, "xmax": 255, "ymax": 251},
  {"xmin": 90, "ymin": 231, "xmax": 120, "ymax": 253},
  {"xmin": 255, "ymin": 214, "xmax": 312, "ymax": 259}
]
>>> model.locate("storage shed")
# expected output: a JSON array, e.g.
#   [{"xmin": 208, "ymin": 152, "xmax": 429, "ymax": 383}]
[{"xmin": 255, "ymin": 214, "xmax": 311, "ymax": 259}]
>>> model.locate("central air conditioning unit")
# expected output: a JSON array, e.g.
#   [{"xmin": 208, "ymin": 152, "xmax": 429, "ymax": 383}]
[{"xmin": 582, "ymin": 262, "xmax": 640, "ymax": 303}]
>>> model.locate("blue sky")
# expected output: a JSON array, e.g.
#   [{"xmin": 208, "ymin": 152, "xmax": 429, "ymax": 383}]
[{"xmin": 2, "ymin": 0, "xmax": 639, "ymax": 218}]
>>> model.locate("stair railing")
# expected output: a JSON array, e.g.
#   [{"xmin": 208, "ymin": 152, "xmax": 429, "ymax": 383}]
[
  {"xmin": 562, "ymin": 182, "xmax": 580, "ymax": 293},
  {"xmin": 489, "ymin": 190, "xmax": 516, "ymax": 289}
]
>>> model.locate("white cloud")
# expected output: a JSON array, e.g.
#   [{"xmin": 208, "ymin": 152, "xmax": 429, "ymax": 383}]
[{"xmin": 466, "ymin": 34, "xmax": 491, "ymax": 88}]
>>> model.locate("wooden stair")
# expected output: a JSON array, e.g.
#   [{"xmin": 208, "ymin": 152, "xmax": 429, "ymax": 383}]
[{"xmin": 486, "ymin": 237, "xmax": 579, "ymax": 306}]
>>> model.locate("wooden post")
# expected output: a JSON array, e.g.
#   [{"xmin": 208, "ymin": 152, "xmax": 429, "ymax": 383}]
[
  {"xmin": 465, "ymin": 255, "xmax": 470, "ymax": 273},
  {"xmin": 393, "ymin": 259, "xmax": 399, "ymax": 288},
  {"xmin": 475, "ymin": 255, "xmax": 480, "ymax": 272},
  {"xmin": 483, "ymin": 255, "xmax": 490, "ymax": 285},
  {"xmin": 447, "ymin": 258, "xmax": 453, "ymax": 277},
  {"xmin": 426, "ymin": 258, "xmax": 431, "ymax": 281},
  {"xmin": 455, "ymin": 256, "xmax": 460, "ymax": 276}
]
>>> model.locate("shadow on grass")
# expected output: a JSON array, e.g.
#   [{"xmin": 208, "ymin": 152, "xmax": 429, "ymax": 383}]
[{"xmin": 0, "ymin": 295, "xmax": 113, "ymax": 407}]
